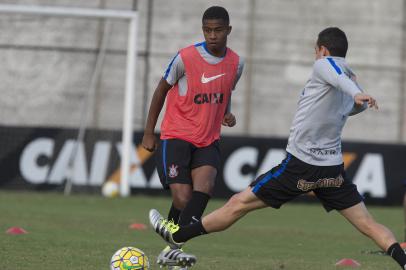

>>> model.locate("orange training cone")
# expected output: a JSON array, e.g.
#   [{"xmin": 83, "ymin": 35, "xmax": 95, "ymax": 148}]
[
  {"xmin": 335, "ymin": 258, "xmax": 361, "ymax": 267},
  {"xmin": 6, "ymin": 227, "xmax": 28, "ymax": 235},
  {"xmin": 129, "ymin": 223, "xmax": 147, "ymax": 230}
]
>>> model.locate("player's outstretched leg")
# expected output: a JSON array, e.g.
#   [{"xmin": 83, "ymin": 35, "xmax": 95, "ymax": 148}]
[
  {"xmin": 149, "ymin": 209, "xmax": 185, "ymax": 249},
  {"xmin": 340, "ymin": 202, "xmax": 406, "ymax": 269},
  {"xmin": 156, "ymin": 246, "xmax": 196, "ymax": 268}
]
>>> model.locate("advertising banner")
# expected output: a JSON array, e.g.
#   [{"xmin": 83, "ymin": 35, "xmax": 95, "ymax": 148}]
[{"xmin": 0, "ymin": 126, "xmax": 405, "ymax": 205}]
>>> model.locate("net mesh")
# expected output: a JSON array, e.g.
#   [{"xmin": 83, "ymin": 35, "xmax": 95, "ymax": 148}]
[{"xmin": 0, "ymin": 13, "xmax": 132, "ymax": 130}]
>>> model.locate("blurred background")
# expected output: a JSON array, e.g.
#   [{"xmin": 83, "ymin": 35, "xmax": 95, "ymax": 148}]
[
  {"xmin": 0, "ymin": 0, "xmax": 405, "ymax": 205},
  {"xmin": 1, "ymin": 0, "xmax": 405, "ymax": 141}
]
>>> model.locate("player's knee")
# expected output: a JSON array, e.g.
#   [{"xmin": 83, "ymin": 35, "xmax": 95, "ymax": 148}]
[
  {"xmin": 193, "ymin": 180, "xmax": 215, "ymax": 195},
  {"xmin": 192, "ymin": 169, "xmax": 216, "ymax": 194},
  {"xmin": 173, "ymin": 193, "xmax": 192, "ymax": 209},
  {"xmin": 226, "ymin": 193, "xmax": 250, "ymax": 216}
]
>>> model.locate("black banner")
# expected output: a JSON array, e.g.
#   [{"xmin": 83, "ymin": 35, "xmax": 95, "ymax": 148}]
[{"xmin": 0, "ymin": 126, "xmax": 405, "ymax": 205}]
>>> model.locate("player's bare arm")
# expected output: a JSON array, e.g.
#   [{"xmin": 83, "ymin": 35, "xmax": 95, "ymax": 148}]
[
  {"xmin": 222, "ymin": 97, "xmax": 236, "ymax": 127},
  {"xmin": 142, "ymin": 78, "xmax": 172, "ymax": 152}
]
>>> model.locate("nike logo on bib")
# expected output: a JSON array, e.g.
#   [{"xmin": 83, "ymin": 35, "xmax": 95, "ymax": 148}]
[{"xmin": 201, "ymin": 73, "xmax": 226, "ymax": 83}]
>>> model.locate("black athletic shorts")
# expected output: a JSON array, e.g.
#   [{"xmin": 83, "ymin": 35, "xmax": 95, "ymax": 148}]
[
  {"xmin": 250, "ymin": 153, "xmax": 363, "ymax": 212},
  {"xmin": 156, "ymin": 139, "xmax": 221, "ymax": 189}
]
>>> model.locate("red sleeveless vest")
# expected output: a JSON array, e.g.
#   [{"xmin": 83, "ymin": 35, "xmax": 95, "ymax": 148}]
[{"xmin": 160, "ymin": 45, "xmax": 239, "ymax": 147}]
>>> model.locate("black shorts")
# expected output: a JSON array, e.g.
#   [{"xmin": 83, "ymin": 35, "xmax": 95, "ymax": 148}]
[
  {"xmin": 156, "ymin": 139, "xmax": 221, "ymax": 189},
  {"xmin": 250, "ymin": 153, "xmax": 363, "ymax": 212}
]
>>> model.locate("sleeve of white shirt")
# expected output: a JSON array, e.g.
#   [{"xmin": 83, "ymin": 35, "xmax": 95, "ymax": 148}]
[
  {"xmin": 348, "ymin": 77, "xmax": 368, "ymax": 115},
  {"xmin": 163, "ymin": 53, "xmax": 185, "ymax": 86},
  {"xmin": 313, "ymin": 58, "xmax": 362, "ymax": 98},
  {"xmin": 344, "ymin": 66, "xmax": 368, "ymax": 115},
  {"xmin": 232, "ymin": 57, "xmax": 245, "ymax": 90}
]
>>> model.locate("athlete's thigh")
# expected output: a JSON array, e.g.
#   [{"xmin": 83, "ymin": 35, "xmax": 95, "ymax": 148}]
[
  {"xmin": 191, "ymin": 140, "xmax": 221, "ymax": 172},
  {"xmin": 190, "ymin": 141, "xmax": 220, "ymax": 193},
  {"xmin": 233, "ymin": 187, "xmax": 268, "ymax": 211},
  {"xmin": 249, "ymin": 154, "xmax": 308, "ymax": 209},
  {"xmin": 155, "ymin": 139, "xmax": 193, "ymax": 189},
  {"xmin": 191, "ymin": 165, "xmax": 217, "ymax": 194},
  {"xmin": 313, "ymin": 169, "xmax": 363, "ymax": 212},
  {"xmin": 339, "ymin": 201, "xmax": 372, "ymax": 227}
]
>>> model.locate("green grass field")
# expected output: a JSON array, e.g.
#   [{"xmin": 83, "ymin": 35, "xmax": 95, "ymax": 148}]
[{"xmin": 0, "ymin": 190, "xmax": 403, "ymax": 270}]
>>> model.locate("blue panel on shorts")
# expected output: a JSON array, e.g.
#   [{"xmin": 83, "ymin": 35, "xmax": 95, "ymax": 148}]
[{"xmin": 252, "ymin": 154, "xmax": 292, "ymax": 193}]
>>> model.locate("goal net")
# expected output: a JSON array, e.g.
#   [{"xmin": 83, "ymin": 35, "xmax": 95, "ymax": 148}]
[{"xmin": 0, "ymin": 4, "xmax": 138, "ymax": 197}]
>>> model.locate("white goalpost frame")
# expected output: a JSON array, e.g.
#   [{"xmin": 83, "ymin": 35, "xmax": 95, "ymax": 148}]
[{"xmin": 0, "ymin": 4, "xmax": 138, "ymax": 197}]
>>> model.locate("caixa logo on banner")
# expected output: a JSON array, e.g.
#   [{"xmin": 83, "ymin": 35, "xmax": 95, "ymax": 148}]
[
  {"xmin": 19, "ymin": 137, "xmax": 162, "ymax": 189},
  {"xmin": 19, "ymin": 137, "xmax": 388, "ymax": 199}
]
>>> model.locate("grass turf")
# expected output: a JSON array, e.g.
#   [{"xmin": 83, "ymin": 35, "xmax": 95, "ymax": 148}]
[{"xmin": 0, "ymin": 190, "xmax": 403, "ymax": 270}]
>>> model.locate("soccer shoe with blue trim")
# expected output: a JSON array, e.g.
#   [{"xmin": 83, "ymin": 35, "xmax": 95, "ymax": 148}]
[
  {"xmin": 149, "ymin": 209, "xmax": 184, "ymax": 249},
  {"xmin": 156, "ymin": 246, "xmax": 196, "ymax": 268}
]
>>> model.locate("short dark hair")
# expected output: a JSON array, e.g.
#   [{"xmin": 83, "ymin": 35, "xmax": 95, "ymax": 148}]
[
  {"xmin": 317, "ymin": 27, "xmax": 348, "ymax": 57},
  {"xmin": 202, "ymin": 6, "xmax": 229, "ymax": 25}
]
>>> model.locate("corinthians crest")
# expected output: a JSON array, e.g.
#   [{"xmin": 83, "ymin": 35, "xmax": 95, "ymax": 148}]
[{"xmin": 168, "ymin": 164, "xmax": 179, "ymax": 178}]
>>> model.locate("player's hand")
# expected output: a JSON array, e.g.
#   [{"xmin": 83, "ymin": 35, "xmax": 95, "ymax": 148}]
[
  {"xmin": 222, "ymin": 112, "xmax": 236, "ymax": 127},
  {"xmin": 142, "ymin": 133, "xmax": 157, "ymax": 152},
  {"xmin": 354, "ymin": 93, "xmax": 378, "ymax": 110}
]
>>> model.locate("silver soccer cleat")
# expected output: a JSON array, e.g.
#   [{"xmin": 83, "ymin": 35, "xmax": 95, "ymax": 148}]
[
  {"xmin": 168, "ymin": 266, "xmax": 190, "ymax": 270},
  {"xmin": 149, "ymin": 209, "xmax": 184, "ymax": 249},
  {"xmin": 156, "ymin": 246, "xmax": 196, "ymax": 268}
]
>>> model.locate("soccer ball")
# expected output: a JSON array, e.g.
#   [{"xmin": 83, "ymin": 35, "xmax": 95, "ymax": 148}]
[
  {"xmin": 110, "ymin": 247, "xmax": 150, "ymax": 270},
  {"xmin": 102, "ymin": 181, "xmax": 119, "ymax": 198}
]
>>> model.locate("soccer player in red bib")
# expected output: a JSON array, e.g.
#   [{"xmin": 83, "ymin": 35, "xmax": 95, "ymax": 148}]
[{"xmin": 142, "ymin": 6, "xmax": 244, "ymax": 268}]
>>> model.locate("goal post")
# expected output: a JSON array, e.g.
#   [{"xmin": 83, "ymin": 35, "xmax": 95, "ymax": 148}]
[{"xmin": 0, "ymin": 4, "xmax": 138, "ymax": 197}]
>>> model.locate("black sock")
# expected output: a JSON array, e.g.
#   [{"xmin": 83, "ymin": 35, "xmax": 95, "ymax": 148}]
[
  {"xmin": 178, "ymin": 191, "xmax": 210, "ymax": 226},
  {"xmin": 173, "ymin": 220, "xmax": 207, "ymax": 243},
  {"xmin": 387, "ymin": 243, "xmax": 406, "ymax": 268},
  {"xmin": 167, "ymin": 203, "xmax": 181, "ymax": 223}
]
